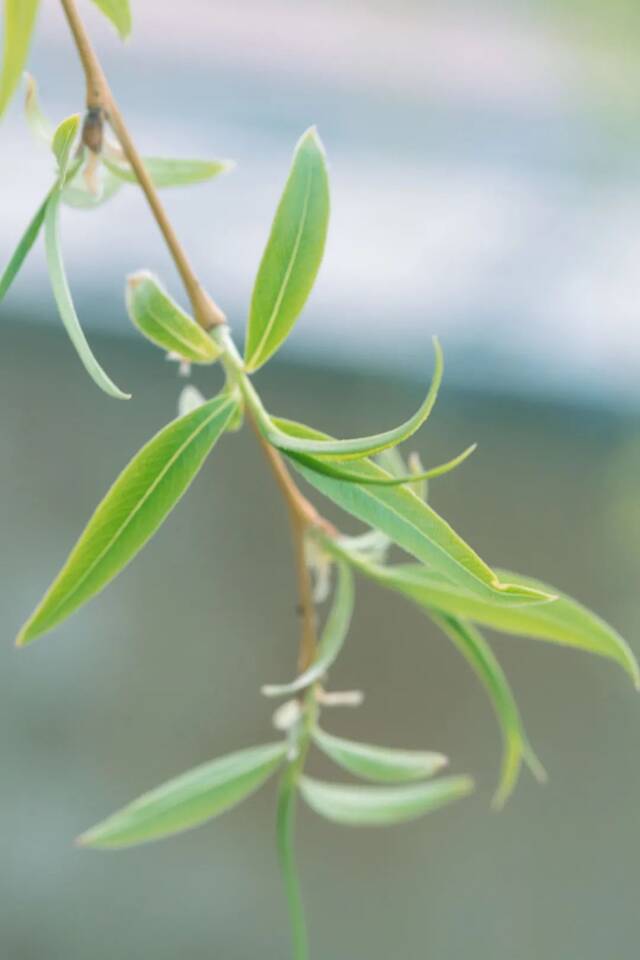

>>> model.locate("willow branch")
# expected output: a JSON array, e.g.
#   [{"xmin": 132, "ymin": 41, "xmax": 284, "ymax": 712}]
[{"xmin": 58, "ymin": 0, "xmax": 225, "ymax": 331}]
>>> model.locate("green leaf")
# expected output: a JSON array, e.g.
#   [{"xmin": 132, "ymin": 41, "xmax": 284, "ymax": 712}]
[
  {"xmin": 0, "ymin": 194, "xmax": 48, "ymax": 302},
  {"xmin": 0, "ymin": 0, "xmax": 40, "ymax": 116},
  {"xmin": 276, "ymin": 768, "xmax": 309, "ymax": 960},
  {"xmin": 24, "ymin": 72, "xmax": 52, "ymax": 144},
  {"xmin": 312, "ymin": 727, "xmax": 448, "ymax": 783},
  {"xmin": 244, "ymin": 127, "xmax": 330, "ymax": 372},
  {"xmin": 51, "ymin": 113, "xmax": 80, "ymax": 172},
  {"xmin": 285, "ymin": 425, "xmax": 553, "ymax": 606},
  {"xmin": 265, "ymin": 339, "xmax": 443, "ymax": 461},
  {"xmin": 17, "ymin": 393, "xmax": 238, "ymax": 646},
  {"xmin": 262, "ymin": 561, "xmax": 354, "ymax": 697},
  {"xmin": 284, "ymin": 442, "xmax": 476, "ymax": 488},
  {"xmin": 126, "ymin": 270, "xmax": 222, "ymax": 363},
  {"xmin": 428, "ymin": 613, "xmax": 545, "ymax": 808},
  {"xmin": 44, "ymin": 188, "xmax": 130, "ymax": 400},
  {"xmin": 89, "ymin": 0, "xmax": 132, "ymax": 40},
  {"xmin": 299, "ymin": 775, "xmax": 473, "ymax": 827},
  {"xmin": 62, "ymin": 162, "xmax": 124, "ymax": 209},
  {"xmin": 362, "ymin": 562, "xmax": 639, "ymax": 687},
  {"xmin": 104, "ymin": 155, "xmax": 233, "ymax": 188},
  {"xmin": 78, "ymin": 742, "xmax": 286, "ymax": 849}
]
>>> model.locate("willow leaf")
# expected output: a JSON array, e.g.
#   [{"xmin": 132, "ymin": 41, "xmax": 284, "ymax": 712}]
[
  {"xmin": 51, "ymin": 113, "xmax": 80, "ymax": 171},
  {"xmin": 266, "ymin": 338, "xmax": 443, "ymax": 461},
  {"xmin": 0, "ymin": 0, "xmax": 40, "ymax": 116},
  {"xmin": 283, "ymin": 442, "xmax": 476, "ymax": 487},
  {"xmin": 360, "ymin": 562, "xmax": 639, "ymax": 687},
  {"xmin": 244, "ymin": 127, "xmax": 329, "ymax": 372},
  {"xmin": 262, "ymin": 561, "xmax": 354, "ymax": 697},
  {"xmin": 126, "ymin": 270, "xmax": 222, "ymax": 363},
  {"xmin": 78, "ymin": 742, "xmax": 286, "ymax": 849},
  {"xmin": 44, "ymin": 189, "xmax": 130, "ymax": 400},
  {"xmin": 0, "ymin": 194, "xmax": 48, "ymax": 302},
  {"xmin": 428, "ymin": 613, "xmax": 544, "ymax": 808},
  {"xmin": 24, "ymin": 72, "xmax": 52, "ymax": 144},
  {"xmin": 299, "ymin": 775, "xmax": 473, "ymax": 827},
  {"xmin": 89, "ymin": 0, "xmax": 131, "ymax": 40},
  {"xmin": 104, "ymin": 155, "xmax": 233, "ymax": 188},
  {"xmin": 284, "ymin": 426, "xmax": 552, "ymax": 606},
  {"xmin": 312, "ymin": 727, "xmax": 448, "ymax": 784},
  {"xmin": 277, "ymin": 767, "xmax": 309, "ymax": 960},
  {"xmin": 17, "ymin": 394, "xmax": 238, "ymax": 646}
]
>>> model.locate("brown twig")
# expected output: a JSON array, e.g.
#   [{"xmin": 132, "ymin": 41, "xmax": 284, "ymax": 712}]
[
  {"xmin": 59, "ymin": 0, "xmax": 332, "ymax": 670},
  {"xmin": 58, "ymin": 0, "xmax": 225, "ymax": 331}
]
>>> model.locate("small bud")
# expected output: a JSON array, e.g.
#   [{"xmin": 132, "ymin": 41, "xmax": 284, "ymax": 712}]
[
  {"xmin": 82, "ymin": 107, "xmax": 104, "ymax": 154},
  {"xmin": 271, "ymin": 698, "xmax": 302, "ymax": 732},
  {"xmin": 178, "ymin": 385, "xmax": 206, "ymax": 417}
]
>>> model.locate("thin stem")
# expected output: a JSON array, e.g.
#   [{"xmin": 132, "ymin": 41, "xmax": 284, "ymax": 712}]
[
  {"xmin": 277, "ymin": 769, "xmax": 309, "ymax": 960},
  {"xmin": 58, "ymin": 0, "xmax": 225, "ymax": 331}
]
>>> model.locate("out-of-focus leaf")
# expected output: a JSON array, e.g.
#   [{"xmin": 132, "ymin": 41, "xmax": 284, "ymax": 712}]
[
  {"xmin": 284, "ymin": 442, "xmax": 476, "ymax": 487},
  {"xmin": 359, "ymin": 561, "xmax": 639, "ymax": 687},
  {"xmin": 276, "ymin": 767, "xmax": 309, "ymax": 960},
  {"xmin": 312, "ymin": 727, "xmax": 448, "ymax": 783},
  {"xmin": 428, "ymin": 613, "xmax": 545, "ymax": 808},
  {"xmin": 244, "ymin": 127, "xmax": 329, "ymax": 372},
  {"xmin": 78, "ymin": 742, "xmax": 287, "ymax": 849},
  {"xmin": 89, "ymin": 0, "xmax": 132, "ymax": 40},
  {"xmin": 126, "ymin": 270, "xmax": 221, "ymax": 363},
  {"xmin": 44, "ymin": 189, "xmax": 130, "ymax": 400},
  {"xmin": 284, "ymin": 424, "xmax": 553, "ymax": 606},
  {"xmin": 24, "ymin": 72, "xmax": 52, "ymax": 143},
  {"xmin": 17, "ymin": 394, "xmax": 238, "ymax": 645},
  {"xmin": 178, "ymin": 385, "xmax": 206, "ymax": 417},
  {"xmin": 0, "ymin": 194, "xmax": 48, "ymax": 301},
  {"xmin": 265, "ymin": 339, "xmax": 442, "ymax": 461},
  {"xmin": 299, "ymin": 775, "xmax": 473, "ymax": 826},
  {"xmin": 262, "ymin": 561, "xmax": 354, "ymax": 697},
  {"xmin": 62, "ymin": 164, "xmax": 124, "ymax": 209},
  {"xmin": 104, "ymin": 155, "xmax": 233, "ymax": 188},
  {"xmin": 51, "ymin": 113, "xmax": 80, "ymax": 171},
  {"xmin": 0, "ymin": 0, "xmax": 40, "ymax": 116}
]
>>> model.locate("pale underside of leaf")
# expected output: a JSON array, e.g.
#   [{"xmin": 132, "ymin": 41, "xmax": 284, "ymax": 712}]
[
  {"xmin": 262, "ymin": 560, "xmax": 354, "ymax": 696},
  {"xmin": 0, "ymin": 0, "xmax": 40, "ymax": 116},
  {"xmin": 312, "ymin": 727, "xmax": 448, "ymax": 783},
  {"xmin": 266, "ymin": 338, "xmax": 443, "ymax": 462},
  {"xmin": 79, "ymin": 742, "xmax": 287, "ymax": 849},
  {"xmin": 104, "ymin": 155, "xmax": 233, "ymax": 188},
  {"xmin": 43, "ymin": 189, "xmax": 130, "ymax": 400},
  {"xmin": 299, "ymin": 775, "xmax": 473, "ymax": 826},
  {"xmin": 17, "ymin": 394, "xmax": 238, "ymax": 645}
]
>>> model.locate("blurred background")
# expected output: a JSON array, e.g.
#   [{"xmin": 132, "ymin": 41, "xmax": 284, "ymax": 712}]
[{"xmin": 1, "ymin": 1, "xmax": 639, "ymax": 957}]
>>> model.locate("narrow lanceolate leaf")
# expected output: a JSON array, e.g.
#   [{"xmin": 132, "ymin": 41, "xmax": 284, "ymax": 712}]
[
  {"xmin": 104, "ymin": 156, "xmax": 233, "ymax": 188},
  {"xmin": 89, "ymin": 0, "xmax": 132, "ymax": 40},
  {"xmin": 429, "ymin": 613, "xmax": 545, "ymax": 809},
  {"xmin": 361, "ymin": 562, "xmax": 639, "ymax": 687},
  {"xmin": 284, "ymin": 442, "xmax": 476, "ymax": 488},
  {"xmin": 17, "ymin": 394, "xmax": 238, "ymax": 646},
  {"xmin": 286, "ymin": 427, "xmax": 553, "ymax": 607},
  {"xmin": 51, "ymin": 114, "xmax": 80, "ymax": 171},
  {"xmin": 299, "ymin": 775, "xmax": 473, "ymax": 827},
  {"xmin": 62, "ymin": 163, "xmax": 124, "ymax": 209},
  {"xmin": 0, "ymin": 0, "xmax": 40, "ymax": 116},
  {"xmin": 244, "ymin": 127, "xmax": 330, "ymax": 371},
  {"xmin": 266, "ymin": 339, "xmax": 443, "ymax": 462},
  {"xmin": 262, "ymin": 561, "xmax": 354, "ymax": 697},
  {"xmin": 44, "ymin": 190, "xmax": 130, "ymax": 400},
  {"xmin": 24, "ymin": 72, "xmax": 53, "ymax": 144},
  {"xmin": 0, "ymin": 194, "xmax": 48, "ymax": 302},
  {"xmin": 126, "ymin": 271, "xmax": 222, "ymax": 363},
  {"xmin": 313, "ymin": 727, "xmax": 448, "ymax": 784},
  {"xmin": 78, "ymin": 743, "xmax": 287, "ymax": 849}
]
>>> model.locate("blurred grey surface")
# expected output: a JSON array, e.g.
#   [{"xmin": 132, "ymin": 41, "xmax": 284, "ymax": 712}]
[{"xmin": 0, "ymin": 325, "xmax": 638, "ymax": 959}]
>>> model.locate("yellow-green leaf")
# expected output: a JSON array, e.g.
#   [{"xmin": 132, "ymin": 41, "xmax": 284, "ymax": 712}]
[
  {"xmin": 126, "ymin": 270, "xmax": 222, "ymax": 363},
  {"xmin": 17, "ymin": 394, "xmax": 238, "ymax": 645},
  {"xmin": 104, "ymin": 155, "xmax": 233, "ymax": 188},
  {"xmin": 0, "ymin": 0, "xmax": 40, "ymax": 116},
  {"xmin": 312, "ymin": 727, "xmax": 448, "ymax": 784},
  {"xmin": 244, "ymin": 127, "xmax": 329, "ymax": 372},
  {"xmin": 89, "ymin": 0, "xmax": 131, "ymax": 40}
]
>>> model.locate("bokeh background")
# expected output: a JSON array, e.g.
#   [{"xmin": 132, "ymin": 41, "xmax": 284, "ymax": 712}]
[{"xmin": 1, "ymin": 1, "xmax": 639, "ymax": 957}]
